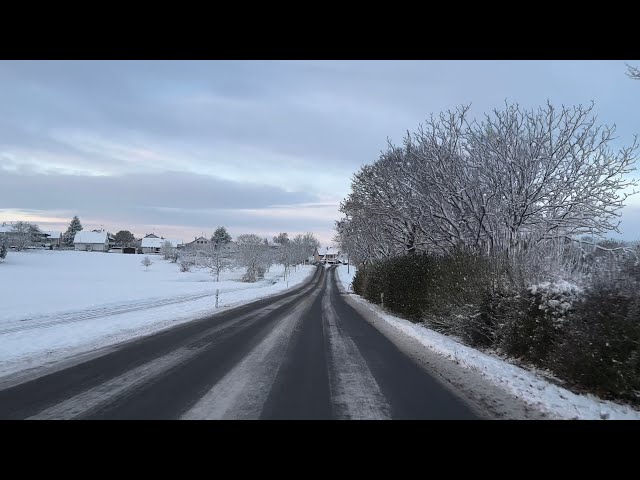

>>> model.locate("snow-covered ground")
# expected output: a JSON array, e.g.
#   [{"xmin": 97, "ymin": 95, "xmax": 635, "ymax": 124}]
[
  {"xmin": 0, "ymin": 250, "xmax": 314, "ymax": 379},
  {"xmin": 336, "ymin": 264, "xmax": 356, "ymax": 293},
  {"xmin": 335, "ymin": 265, "xmax": 640, "ymax": 420}
]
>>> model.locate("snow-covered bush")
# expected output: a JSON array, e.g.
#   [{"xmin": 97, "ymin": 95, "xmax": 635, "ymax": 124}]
[
  {"xmin": 141, "ymin": 256, "xmax": 153, "ymax": 271},
  {"xmin": 528, "ymin": 280, "xmax": 584, "ymax": 321},
  {"xmin": 493, "ymin": 280, "xmax": 583, "ymax": 364},
  {"xmin": 554, "ymin": 285, "xmax": 640, "ymax": 405},
  {"xmin": 177, "ymin": 247, "xmax": 198, "ymax": 272},
  {"xmin": 160, "ymin": 241, "xmax": 175, "ymax": 261}
]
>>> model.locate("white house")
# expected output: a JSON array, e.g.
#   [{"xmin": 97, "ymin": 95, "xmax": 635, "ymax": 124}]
[
  {"xmin": 141, "ymin": 237, "xmax": 183, "ymax": 254},
  {"xmin": 73, "ymin": 231, "xmax": 109, "ymax": 252},
  {"xmin": 314, "ymin": 247, "xmax": 341, "ymax": 264}
]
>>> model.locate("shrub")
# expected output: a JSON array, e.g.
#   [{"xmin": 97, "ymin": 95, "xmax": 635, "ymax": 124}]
[
  {"xmin": 353, "ymin": 250, "xmax": 493, "ymax": 324},
  {"xmin": 351, "ymin": 264, "xmax": 368, "ymax": 296},
  {"xmin": 351, "ymin": 243, "xmax": 640, "ymax": 406},
  {"xmin": 494, "ymin": 281, "xmax": 582, "ymax": 364},
  {"xmin": 552, "ymin": 284, "xmax": 640, "ymax": 404}
]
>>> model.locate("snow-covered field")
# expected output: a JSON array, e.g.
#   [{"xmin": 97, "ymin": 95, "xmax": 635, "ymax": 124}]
[
  {"xmin": 0, "ymin": 250, "xmax": 314, "ymax": 378},
  {"xmin": 335, "ymin": 265, "xmax": 640, "ymax": 420}
]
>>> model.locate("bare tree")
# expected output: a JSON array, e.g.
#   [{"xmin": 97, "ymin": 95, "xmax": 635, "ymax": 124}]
[
  {"xmin": 236, "ymin": 234, "xmax": 269, "ymax": 282},
  {"xmin": 273, "ymin": 233, "xmax": 292, "ymax": 280},
  {"xmin": 160, "ymin": 241, "xmax": 178, "ymax": 262},
  {"xmin": 194, "ymin": 242, "xmax": 233, "ymax": 282},
  {"xmin": 626, "ymin": 63, "xmax": 640, "ymax": 80},
  {"xmin": 337, "ymin": 101, "xmax": 639, "ymax": 279},
  {"xmin": 290, "ymin": 233, "xmax": 320, "ymax": 267}
]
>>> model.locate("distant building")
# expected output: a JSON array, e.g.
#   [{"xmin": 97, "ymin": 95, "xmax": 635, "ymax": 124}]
[
  {"xmin": 141, "ymin": 237, "xmax": 183, "ymax": 254},
  {"xmin": 73, "ymin": 231, "xmax": 109, "ymax": 252},
  {"xmin": 184, "ymin": 236, "xmax": 211, "ymax": 249},
  {"xmin": 42, "ymin": 231, "xmax": 62, "ymax": 248},
  {"xmin": 217, "ymin": 240, "xmax": 238, "ymax": 254},
  {"xmin": 314, "ymin": 247, "xmax": 341, "ymax": 264}
]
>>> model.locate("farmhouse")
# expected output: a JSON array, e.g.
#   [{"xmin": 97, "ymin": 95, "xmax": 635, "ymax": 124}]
[{"xmin": 73, "ymin": 231, "xmax": 109, "ymax": 252}]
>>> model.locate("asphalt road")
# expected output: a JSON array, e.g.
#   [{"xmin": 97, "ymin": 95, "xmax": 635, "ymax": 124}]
[{"xmin": 0, "ymin": 265, "xmax": 479, "ymax": 420}]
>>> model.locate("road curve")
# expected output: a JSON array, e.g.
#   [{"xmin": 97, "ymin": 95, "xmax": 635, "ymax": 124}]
[{"xmin": 0, "ymin": 265, "xmax": 479, "ymax": 420}]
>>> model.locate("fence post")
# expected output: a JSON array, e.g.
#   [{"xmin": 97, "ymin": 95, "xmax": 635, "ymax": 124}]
[
  {"xmin": 380, "ymin": 292, "xmax": 384, "ymax": 310},
  {"xmin": 215, "ymin": 288, "xmax": 219, "ymax": 308}
]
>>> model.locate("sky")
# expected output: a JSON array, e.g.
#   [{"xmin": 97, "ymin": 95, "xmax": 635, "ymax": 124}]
[{"xmin": 1, "ymin": 60, "xmax": 639, "ymax": 245}]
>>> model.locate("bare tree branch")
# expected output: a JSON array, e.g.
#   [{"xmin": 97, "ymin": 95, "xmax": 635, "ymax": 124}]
[{"xmin": 626, "ymin": 63, "xmax": 640, "ymax": 80}]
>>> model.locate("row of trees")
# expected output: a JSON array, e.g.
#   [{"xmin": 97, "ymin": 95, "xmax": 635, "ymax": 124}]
[
  {"xmin": 173, "ymin": 227, "xmax": 320, "ymax": 283},
  {"xmin": 336, "ymin": 101, "xmax": 638, "ymax": 283}
]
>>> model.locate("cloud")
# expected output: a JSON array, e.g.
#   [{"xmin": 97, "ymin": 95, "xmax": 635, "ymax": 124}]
[
  {"xmin": 1, "ymin": 60, "xmax": 639, "ymax": 245},
  {"xmin": 0, "ymin": 170, "xmax": 316, "ymax": 211},
  {"xmin": 0, "ymin": 170, "xmax": 339, "ymax": 242}
]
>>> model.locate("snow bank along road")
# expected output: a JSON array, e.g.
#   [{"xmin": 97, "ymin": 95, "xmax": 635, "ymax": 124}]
[{"xmin": 0, "ymin": 266, "xmax": 481, "ymax": 420}]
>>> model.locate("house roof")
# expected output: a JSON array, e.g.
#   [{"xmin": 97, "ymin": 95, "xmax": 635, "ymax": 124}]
[
  {"xmin": 141, "ymin": 237, "xmax": 183, "ymax": 248},
  {"xmin": 73, "ymin": 231, "xmax": 108, "ymax": 244},
  {"xmin": 0, "ymin": 225, "xmax": 14, "ymax": 233},
  {"xmin": 42, "ymin": 231, "xmax": 61, "ymax": 239},
  {"xmin": 317, "ymin": 247, "xmax": 340, "ymax": 256},
  {"xmin": 186, "ymin": 237, "xmax": 209, "ymax": 244}
]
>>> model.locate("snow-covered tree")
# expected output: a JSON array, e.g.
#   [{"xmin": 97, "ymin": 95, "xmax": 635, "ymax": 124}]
[
  {"xmin": 273, "ymin": 232, "xmax": 289, "ymax": 245},
  {"xmin": 160, "ymin": 240, "xmax": 178, "ymax": 262},
  {"xmin": 141, "ymin": 256, "xmax": 153, "ymax": 271},
  {"xmin": 0, "ymin": 236, "xmax": 7, "ymax": 260},
  {"xmin": 211, "ymin": 226, "xmax": 232, "ymax": 247},
  {"xmin": 236, "ymin": 234, "xmax": 270, "ymax": 282},
  {"xmin": 290, "ymin": 232, "xmax": 320, "ymax": 267},
  {"xmin": 114, "ymin": 230, "xmax": 135, "ymax": 246},
  {"xmin": 272, "ymin": 233, "xmax": 292, "ymax": 279},
  {"xmin": 63, "ymin": 216, "xmax": 83, "ymax": 246},
  {"xmin": 627, "ymin": 63, "xmax": 640, "ymax": 80},
  {"xmin": 192, "ymin": 242, "xmax": 233, "ymax": 282},
  {"xmin": 10, "ymin": 221, "xmax": 41, "ymax": 251},
  {"xmin": 338, "ymin": 101, "xmax": 639, "ymax": 271}
]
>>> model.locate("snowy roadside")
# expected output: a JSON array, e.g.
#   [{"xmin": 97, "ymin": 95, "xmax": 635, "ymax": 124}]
[
  {"xmin": 335, "ymin": 265, "xmax": 640, "ymax": 420},
  {"xmin": 0, "ymin": 262, "xmax": 315, "ymax": 381}
]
